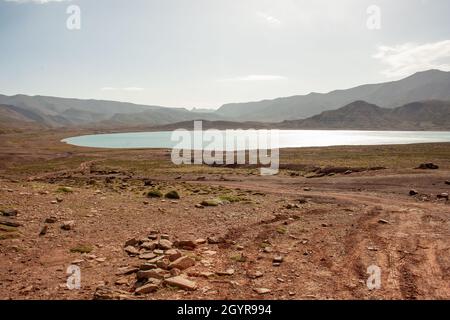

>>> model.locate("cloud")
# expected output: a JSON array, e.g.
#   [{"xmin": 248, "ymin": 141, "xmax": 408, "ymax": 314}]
[
  {"xmin": 218, "ymin": 75, "xmax": 287, "ymax": 82},
  {"xmin": 256, "ymin": 11, "xmax": 281, "ymax": 26},
  {"xmin": 373, "ymin": 40, "xmax": 450, "ymax": 77},
  {"xmin": 101, "ymin": 87, "xmax": 145, "ymax": 92},
  {"xmin": 4, "ymin": 0, "xmax": 71, "ymax": 3}
]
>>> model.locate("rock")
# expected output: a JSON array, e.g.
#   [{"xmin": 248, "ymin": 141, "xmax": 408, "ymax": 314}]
[
  {"xmin": 61, "ymin": 220, "xmax": 75, "ymax": 230},
  {"xmin": 160, "ymin": 234, "xmax": 170, "ymax": 240},
  {"xmin": 207, "ymin": 236, "xmax": 225, "ymax": 244},
  {"xmin": 124, "ymin": 237, "xmax": 139, "ymax": 247},
  {"xmin": 158, "ymin": 239, "xmax": 173, "ymax": 250},
  {"xmin": 1, "ymin": 209, "xmax": 18, "ymax": 217},
  {"xmin": 416, "ymin": 163, "xmax": 439, "ymax": 170},
  {"xmin": 116, "ymin": 266, "xmax": 139, "ymax": 276},
  {"xmin": 39, "ymin": 225, "xmax": 48, "ymax": 236},
  {"xmin": 139, "ymin": 252, "xmax": 157, "ymax": 260},
  {"xmin": 378, "ymin": 219, "xmax": 390, "ymax": 224},
  {"xmin": 216, "ymin": 268, "xmax": 235, "ymax": 276},
  {"xmin": 164, "ymin": 190, "xmax": 180, "ymax": 199},
  {"xmin": 141, "ymin": 241, "xmax": 158, "ymax": 250},
  {"xmin": 135, "ymin": 281, "xmax": 160, "ymax": 295},
  {"xmin": 253, "ymin": 288, "xmax": 271, "ymax": 294},
  {"xmin": 0, "ymin": 218, "xmax": 22, "ymax": 227},
  {"xmin": 124, "ymin": 246, "xmax": 140, "ymax": 256},
  {"xmin": 303, "ymin": 187, "xmax": 311, "ymax": 191},
  {"xmin": 445, "ymin": 180, "xmax": 450, "ymax": 185},
  {"xmin": 169, "ymin": 256, "xmax": 195, "ymax": 270},
  {"xmin": 174, "ymin": 240, "xmax": 197, "ymax": 250},
  {"xmin": 437, "ymin": 193, "xmax": 449, "ymax": 200},
  {"xmin": 247, "ymin": 271, "xmax": 263, "ymax": 279},
  {"xmin": 170, "ymin": 268, "xmax": 182, "ymax": 276},
  {"xmin": 273, "ymin": 256, "xmax": 284, "ymax": 263},
  {"xmin": 165, "ymin": 249, "xmax": 182, "ymax": 262},
  {"xmin": 153, "ymin": 249, "xmax": 165, "ymax": 255},
  {"xmin": 195, "ymin": 204, "xmax": 204, "ymax": 209},
  {"xmin": 344, "ymin": 170, "xmax": 352, "ymax": 175},
  {"xmin": 146, "ymin": 189, "xmax": 163, "ymax": 198},
  {"xmin": 164, "ymin": 276, "xmax": 197, "ymax": 291},
  {"xmin": 115, "ymin": 277, "xmax": 129, "ymax": 286},
  {"xmin": 56, "ymin": 197, "xmax": 63, "ymax": 203},
  {"xmin": 263, "ymin": 247, "xmax": 273, "ymax": 253},
  {"xmin": 93, "ymin": 286, "xmax": 132, "ymax": 300},
  {"xmin": 156, "ymin": 259, "xmax": 170, "ymax": 270},
  {"xmin": 139, "ymin": 263, "xmax": 157, "ymax": 270},
  {"xmin": 409, "ymin": 189, "xmax": 418, "ymax": 196},
  {"xmin": 201, "ymin": 199, "xmax": 221, "ymax": 207},
  {"xmin": 195, "ymin": 238, "xmax": 207, "ymax": 245},
  {"xmin": 45, "ymin": 216, "xmax": 58, "ymax": 224},
  {"xmin": 137, "ymin": 268, "xmax": 169, "ymax": 280}
]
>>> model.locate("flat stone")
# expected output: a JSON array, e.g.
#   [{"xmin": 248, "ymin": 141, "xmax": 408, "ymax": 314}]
[
  {"xmin": 93, "ymin": 286, "xmax": 133, "ymax": 300},
  {"xmin": 165, "ymin": 249, "xmax": 182, "ymax": 262},
  {"xmin": 1, "ymin": 209, "xmax": 18, "ymax": 217},
  {"xmin": 124, "ymin": 246, "xmax": 140, "ymax": 256},
  {"xmin": 195, "ymin": 238, "xmax": 207, "ymax": 244},
  {"xmin": 247, "ymin": 271, "xmax": 263, "ymax": 279},
  {"xmin": 61, "ymin": 220, "xmax": 75, "ymax": 230},
  {"xmin": 207, "ymin": 236, "xmax": 225, "ymax": 244},
  {"xmin": 216, "ymin": 268, "xmax": 235, "ymax": 276},
  {"xmin": 139, "ymin": 252, "xmax": 157, "ymax": 260},
  {"xmin": 174, "ymin": 240, "xmax": 197, "ymax": 250},
  {"xmin": 124, "ymin": 237, "xmax": 139, "ymax": 247},
  {"xmin": 141, "ymin": 241, "xmax": 158, "ymax": 250},
  {"xmin": 169, "ymin": 256, "xmax": 195, "ymax": 270},
  {"xmin": 164, "ymin": 276, "xmax": 197, "ymax": 291},
  {"xmin": 137, "ymin": 268, "xmax": 169, "ymax": 280},
  {"xmin": 135, "ymin": 283, "xmax": 159, "ymax": 295},
  {"xmin": 158, "ymin": 239, "xmax": 173, "ymax": 250},
  {"xmin": 139, "ymin": 263, "xmax": 157, "ymax": 271},
  {"xmin": 378, "ymin": 219, "xmax": 390, "ymax": 224},
  {"xmin": 273, "ymin": 256, "xmax": 284, "ymax": 263},
  {"xmin": 45, "ymin": 216, "xmax": 58, "ymax": 224},
  {"xmin": 253, "ymin": 288, "xmax": 271, "ymax": 294},
  {"xmin": 116, "ymin": 266, "xmax": 139, "ymax": 275}
]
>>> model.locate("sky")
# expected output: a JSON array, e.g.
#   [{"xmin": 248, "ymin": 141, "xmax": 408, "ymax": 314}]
[{"xmin": 0, "ymin": 0, "xmax": 449, "ymax": 109}]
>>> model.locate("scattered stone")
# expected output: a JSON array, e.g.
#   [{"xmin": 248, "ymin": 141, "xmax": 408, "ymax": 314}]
[
  {"xmin": 253, "ymin": 288, "xmax": 271, "ymax": 294},
  {"xmin": 216, "ymin": 268, "xmax": 235, "ymax": 276},
  {"xmin": 437, "ymin": 193, "xmax": 449, "ymax": 200},
  {"xmin": 61, "ymin": 220, "xmax": 75, "ymax": 230},
  {"xmin": 0, "ymin": 218, "xmax": 22, "ymax": 227},
  {"xmin": 146, "ymin": 189, "xmax": 163, "ymax": 198},
  {"xmin": 93, "ymin": 286, "xmax": 132, "ymax": 300},
  {"xmin": 273, "ymin": 256, "xmax": 284, "ymax": 263},
  {"xmin": 445, "ymin": 180, "xmax": 450, "ymax": 185},
  {"xmin": 409, "ymin": 189, "xmax": 418, "ymax": 196},
  {"xmin": 141, "ymin": 241, "xmax": 158, "ymax": 250},
  {"xmin": 236, "ymin": 245, "xmax": 244, "ymax": 251},
  {"xmin": 116, "ymin": 266, "xmax": 139, "ymax": 276},
  {"xmin": 139, "ymin": 252, "xmax": 157, "ymax": 260},
  {"xmin": 158, "ymin": 239, "xmax": 173, "ymax": 250},
  {"xmin": 137, "ymin": 268, "xmax": 169, "ymax": 280},
  {"xmin": 303, "ymin": 187, "xmax": 311, "ymax": 191},
  {"xmin": 139, "ymin": 263, "xmax": 157, "ymax": 271},
  {"xmin": 247, "ymin": 271, "xmax": 263, "ymax": 279},
  {"xmin": 45, "ymin": 216, "xmax": 57, "ymax": 224},
  {"xmin": 344, "ymin": 170, "xmax": 352, "ymax": 175},
  {"xmin": 39, "ymin": 225, "xmax": 48, "ymax": 236},
  {"xmin": 195, "ymin": 238, "xmax": 207, "ymax": 245},
  {"xmin": 56, "ymin": 197, "xmax": 63, "ymax": 203},
  {"xmin": 124, "ymin": 237, "xmax": 139, "ymax": 247},
  {"xmin": 416, "ymin": 163, "xmax": 439, "ymax": 170},
  {"xmin": 207, "ymin": 236, "xmax": 225, "ymax": 244},
  {"xmin": 156, "ymin": 259, "xmax": 170, "ymax": 270},
  {"xmin": 160, "ymin": 234, "xmax": 170, "ymax": 240},
  {"xmin": 174, "ymin": 240, "xmax": 197, "ymax": 250},
  {"xmin": 115, "ymin": 277, "xmax": 129, "ymax": 286},
  {"xmin": 135, "ymin": 280, "xmax": 161, "ymax": 295},
  {"xmin": 1, "ymin": 209, "xmax": 18, "ymax": 217},
  {"xmin": 263, "ymin": 247, "xmax": 273, "ymax": 253},
  {"xmin": 201, "ymin": 199, "xmax": 220, "ymax": 207},
  {"xmin": 378, "ymin": 219, "xmax": 390, "ymax": 224},
  {"xmin": 153, "ymin": 249, "xmax": 165, "ymax": 255},
  {"xmin": 164, "ymin": 276, "xmax": 197, "ymax": 291},
  {"xmin": 169, "ymin": 256, "xmax": 195, "ymax": 270},
  {"xmin": 51, "ymin": 200, "xmax": 58, "ymax": 204},
  {"xmin": 195, "ymin": 204, "xmax": 204, "ymax": 209},
  {"xmin": 124, "ymin": 246, "xmax": 140, "ymax": 256},
  {"xmin": 165, "ymin": 249, "xmax": 182, "ymax": 262}
]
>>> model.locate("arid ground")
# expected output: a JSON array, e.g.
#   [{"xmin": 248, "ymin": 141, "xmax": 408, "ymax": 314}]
[{"xmin": 0, "ymin": 129, "xmax": 449, "ymax": 300}]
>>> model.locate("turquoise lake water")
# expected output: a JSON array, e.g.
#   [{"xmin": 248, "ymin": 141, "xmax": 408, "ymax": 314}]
[{"xmin": 62, "ymin": 130, "xmax": 450, "ymax": 150}]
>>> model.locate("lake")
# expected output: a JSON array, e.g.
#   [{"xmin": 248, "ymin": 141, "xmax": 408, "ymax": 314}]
[{"xmin": 62, "ymin": 130, "xmax": 450, "ymax": 150}]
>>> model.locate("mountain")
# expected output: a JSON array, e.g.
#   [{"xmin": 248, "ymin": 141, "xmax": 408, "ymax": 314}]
[
  {"xmin": 279, "ymin": 100, "xmax": 450, "ymax": 130},
  {"xmin": 0, "ymin": 94, "xmax": 218, "ymax": 128},
  {"xmin": 215, "ymin": 69, "xmax": 450, "ymax": 122}
]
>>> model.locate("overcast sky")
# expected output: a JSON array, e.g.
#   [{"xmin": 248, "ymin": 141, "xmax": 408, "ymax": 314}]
[{"xmin": 0, "ymin": 0, "xmax": 449, "ymax": 109}]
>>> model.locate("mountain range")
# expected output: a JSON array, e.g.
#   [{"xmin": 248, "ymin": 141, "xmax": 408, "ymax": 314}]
[{"xmin": 1, "ymin": 69, "xmax": 450, "ymax": 131}]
